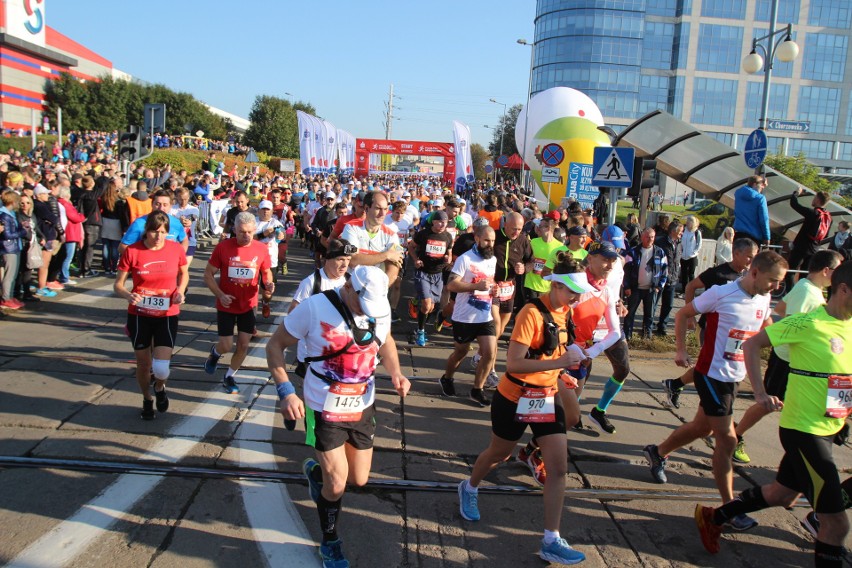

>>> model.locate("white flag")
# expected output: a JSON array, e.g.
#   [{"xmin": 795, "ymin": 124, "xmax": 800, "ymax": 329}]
[
  {"xmin": 296, "ymin": 111, "xmax": 317, "ymax": 176},
  {"xmin": 452, "ymin": 120, "xmax": 474, "ymax": 192}
]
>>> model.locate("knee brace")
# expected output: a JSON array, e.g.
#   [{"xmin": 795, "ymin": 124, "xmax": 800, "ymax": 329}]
[{"xmin": 152, "ymin": 358, "xmax": 171, "ymax": 382}]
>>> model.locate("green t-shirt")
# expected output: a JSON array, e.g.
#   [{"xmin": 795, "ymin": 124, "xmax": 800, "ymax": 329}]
[
  {"xmin": 774, "ymin": 278, "xmax": 826, "ymax": 362},
  {"xmin": 765, "ymin": 306, "xmax": 852, "ymax": 436},
  {"xmin": 545, "ymin": 245, "xmax": 587, "ymax": 269},
  {"xmin": 525, "ymin": 238, "xmax": 565, "ymax": 292}
]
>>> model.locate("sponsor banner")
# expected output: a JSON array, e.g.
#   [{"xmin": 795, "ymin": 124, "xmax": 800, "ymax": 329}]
[
  {"xmin": 6, "ymin": 0, "xmax": 46, "ymax": 48},
  {"xmin": 452, "ymin": 120, "xmax": 474, "ymax": 191},
  {"xmin": 354, "ymin": 138, "xmax": 456, "ymax": 184},
  {"xmin": 296, "ymin": 111, "xmax": 318, "ymax": 176}
]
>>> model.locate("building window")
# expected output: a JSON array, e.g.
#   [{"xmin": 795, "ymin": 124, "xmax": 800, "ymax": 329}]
[
  {"xmin": 673, "ymin": 23, "xmax": 690, "ymax": 70},
  {"xmin": 535, "ymin": 8, "xmax": 644, "ymax": 42},
  {"xmin": 638, "ymin": 75, "xmax": 670, "ymax": 115},
  {"xmin": 670, "ymin": 76, "xmax": 685, "ymax": 118},
  {"xmin": 801, "ymin": 33, "xmax": 847, "ymax": 82},
  {"xmin": 696, "ymin": 24, "xmax": 743, "ymax": 73},
  {"xmin": 692, "ymin": 78, "xmax": 737, "ymax": 126},
  {"xmin": 808, "ymin": 0, "xmax": 852, "ymax": 28},
  {"xmin": 839, "ymin": 143, "xmax": 852, "ymax": 161},
  {"xmin": 743, "ymin": 82, "xmax": 790, "ymax": 128},
  {"xmin": 642, "ymin": 22, "xmax": 675, "ymax": 69},
  {"xmin": 701, "ymin": 0, "xmax": 746, "ymax": 19},
  {"xmin": 788, "ymin": 139, "xmax": 834, "ymax": 160},
  {"xmin": 754, "ymin": 0, "xmax": 800, "ymax": 23},
  {"xmin": 797, "ymin": 86, "xmax": 841, "ymax": 134},
  {"xmin": 705, "ymin": 131, "xmax": 734, "ymax": 145}
]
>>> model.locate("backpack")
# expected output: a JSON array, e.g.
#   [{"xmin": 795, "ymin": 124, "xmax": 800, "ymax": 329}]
[
  {"xmin": 525, "ymin": 298, "xmax": 575, "ymax": 359},
  {"xmin": 811, "ymin": 208, "xmax": 831, "ymax": 242}
]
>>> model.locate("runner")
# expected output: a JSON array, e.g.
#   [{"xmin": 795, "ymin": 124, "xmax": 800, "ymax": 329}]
[
  {"xmin": 119, "ymin": 189, "xmax": 188, "ymax": 254},
  {"xmin": 643, "ymin": 252, "xmax": 786, "ymax": 522},
  {"xmin": 523, "ymin": 215, "xmax": 564, "ymax": 305},
  {"xmin": 440, "ymin": 224, "xmax": 499, "ymax": 407},
  {"xmin": 341, "ymin": 191, "xmax": 403, "ymax": 283},
  {"xmin": 457, "ymin": 255, "xmax": 593, "ymax": 565},
  {"xmin": 490, "ymin": 211, "xmax": 532, "ymax": 343},
  {"xmin": 170, "ymin": 188, "xmax": 200, "ymax": 266},
  {"xmin": 385, "ymin": 199, "xmax": 412, "ymax": 321},
  {"xmin": 265, "ymin": 265, "xmax": 410, "ymax": 568},
  {"xmin": 255, "ymin": 200, "xmax": 286, "ymax": 317},
  {"xmin": 694, "ymin": 260, "xmax": 852, "ymax": 566},
  {"xmin": 203, "ymin": 211, "xmax": 274, "ymax": 394},
  {"xmin": 408, "ymin": 209, "xmax": 453, "ymax": 346},
  {"xmin": 114, "ymin": 211, "xmax": 188, "ymax": 419}
]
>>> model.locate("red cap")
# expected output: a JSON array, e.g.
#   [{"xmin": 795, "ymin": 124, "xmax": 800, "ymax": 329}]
[{"xmin": 546, "ymin": 210, "xmax": 561, "ymax": 221}]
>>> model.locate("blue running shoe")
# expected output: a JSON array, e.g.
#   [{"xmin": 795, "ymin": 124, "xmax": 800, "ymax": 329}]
[
  {"xmin": 539, "ymin": 537, "xmax": 586, "ymax": 565},
  {"xmin": 725, "ymin": 513, "xmax": 758, "ymax": 531},
  {"xmin": 414, "ymin": 329, "xmax": 427, "ymax": 347},
  {"xmin": 318, "ymin": 539, "xmax": 349, "ymax": 568},
  {"xmin": 35, "ymin": 288, "xmax": 57, "ymax": 298},
  {"xmin": 457, "ymin": 480, "xmax": 480, "ymax": 521},
  {"xmin": 204, "ymin": 346, "xmax": 221, "ymax": 375},
  {"xmin": 303, "ymin": 458, "xmax": 323, "ymax": 504},
  {"xmin": 222, "ymin": 375, "xmax": 239, "ymax": 394}
]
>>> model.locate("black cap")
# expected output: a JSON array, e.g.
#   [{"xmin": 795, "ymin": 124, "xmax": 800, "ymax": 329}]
[{"xmin": 587, "ymin": 241, "xmax": 620, "ymax": 258}]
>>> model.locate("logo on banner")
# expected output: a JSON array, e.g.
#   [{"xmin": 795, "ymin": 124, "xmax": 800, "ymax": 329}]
[
  {"xmin": 24, "ymin": 0, "xmax": 44, "ymax": 34},
  {"xmin": 329, "ymin": 136, "xmax": 334, "ymax": 143},
  {"xmin": 314, "ymin": 133, "xmax": 320, "ymax": 141},
  {"xmin": 460, "ymin": 140, "xmax": 467, "ymax": 147},
  {"xmin": 449, "ymin": 145, "xmax": 454, "ymax": 153},
  {"xmin": 359, "ymin": 141, "xmax": 365, "ymax": 148},
  {"xmin": 303, "ymin": 130, "xmax": 310, "ymax": 139}
]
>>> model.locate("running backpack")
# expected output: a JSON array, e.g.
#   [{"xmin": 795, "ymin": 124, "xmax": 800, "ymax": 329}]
[
  {"xmin": 811, "ymin": 208, "xmax": 831, "ymax": 242},
  {"xmin": 526, "ymin": 298, "xmax": 575, "ymax": 359}
]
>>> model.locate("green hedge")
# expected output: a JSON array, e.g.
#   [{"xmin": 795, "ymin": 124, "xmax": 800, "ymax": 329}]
[{"xmin": 0, "ymin": 135, "xmax": 58, "ymax": 155}]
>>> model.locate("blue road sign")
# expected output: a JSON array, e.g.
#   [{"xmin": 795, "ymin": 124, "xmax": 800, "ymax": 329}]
[
  {"xmin": 744, "ymin": 129, "xmax": 768, "ymax": 169},
  {"xmin": 484, "ymin": 162, "xmax": 493, "ymax": 174},
  {"xmin": 497, "ymin": 154, "xmax": 508, "ymax": 167},
  {"xmin": 541, "ymin": 143, "xmax": 564, "ymax": 167},
  {"xmin": 766, "ymin": 119, "xmax": 810, "ymax": 133},
  {"xmin": 591, "ymin": 146, "xmax": 634, "ymax": 188}
]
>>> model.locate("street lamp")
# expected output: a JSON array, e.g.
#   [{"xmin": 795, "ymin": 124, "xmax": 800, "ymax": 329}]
[
  {"xmin": 517, "ymin": 39, "xmax": 534, "ymax": 193},
  {"xmin": 488, "ymin": 98, "xmax": 507, "ymax": 161},
  {"xmin": 741, "ymin": 0, "xmax": 799, "ymax": 131}
]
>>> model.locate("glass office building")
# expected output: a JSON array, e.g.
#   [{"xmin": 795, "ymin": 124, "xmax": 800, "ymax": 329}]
[{"xmin": 533, "ymin": 0, "xmax": 852, "ymax": 173}]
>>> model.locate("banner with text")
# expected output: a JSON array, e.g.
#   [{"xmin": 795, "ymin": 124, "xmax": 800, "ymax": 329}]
[
  {"xmin": 452, "ymin": 120, "xmax": 474, "ymax": 192},
  {"xmin": 297, "ymin": 111, "xmax": 320, "ymax": 176},
  {"xmin": 354, "ymin": 139, "xmax": 456, "ymax": 184}
]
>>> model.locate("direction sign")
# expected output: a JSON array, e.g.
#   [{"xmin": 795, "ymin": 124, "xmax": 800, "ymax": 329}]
[
  {"xmin": 591, "ymin": 146, "xmax": 634, "ymax": 188},
  {"xmin": 766, "ymin": 119, "xmax": 810, "ymax": 133},
  {"xmin": 540, "ymin": 143, "xmax": 564, "ymax": 167},
  {"xmin": 744, "ymin": 128, "xmax": 768, "ymax": 169},
  {"xmin": 541, "ymin": 166, "xmax": 561, "ymax": 184}
]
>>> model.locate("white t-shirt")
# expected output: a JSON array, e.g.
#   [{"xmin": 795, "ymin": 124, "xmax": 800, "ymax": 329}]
[
  {"xmin": 385, "ymin": 215, "xmax": 412, "ymax": 244},
  {"xmin": 450, "ymin": 248, "xmax": 496, "ymax": 324},
  {"xmin": 405, "ymin": 204, "xmax": 420, "ymax": 225},
  {"xmin": 292, "ymin": 268, "xmax": 348, "ymax": 363},
  {"xmin": 637, "ymin": 247, "xmax": 654, "ymax": 289},
  {"xmin": 284, "ymin": 291, "xmax": 390, "ymax": 412},
  {"xmin": 341, "ymin": 221, "xmax": 400, "ymax": 255},
  {"xmin": 693, "ymin": 280, "xmax": 772, "ymax": 383},
  {"xmin": 255, "ymin": 217, "xmax": 284, "ymax": 267},
  {"xmin": 172, "ymin": 204, "xmax": 200, "ymax": 247}
]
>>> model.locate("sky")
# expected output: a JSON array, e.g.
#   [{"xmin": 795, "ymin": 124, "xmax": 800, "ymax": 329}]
[{"xmin": 48, "ymin": 1, "xmax": 536, "ymax": 150}]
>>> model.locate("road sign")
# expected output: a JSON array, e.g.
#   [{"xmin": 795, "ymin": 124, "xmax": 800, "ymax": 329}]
[
  {"xmin": 541, "ymin": 166, "xmax": 561, "ymax": 184},
  {"xmin": 591, "ymin": 146, "xmax": 634, "ymax": 188},
  {"xmin": 540, "ymin": 143, "xmax": 564, "ymax": 167},
  {"xmin": 497, "ymin": 154, "xmax": 508, "ymax": 167},
  {"xmin": 766, "ymin": 119, "xmax": 810, "ymax": 133},
  {"xmin": 143, "ymin": 103, "xmax": 166, "ymax": 134},
  {"xmin": 484, "ymin": 160, "xmax": 493, "ymax": 174},
  {"xmin": 744, "ymin": 129, "xmax": 768, "ymax": 169}
]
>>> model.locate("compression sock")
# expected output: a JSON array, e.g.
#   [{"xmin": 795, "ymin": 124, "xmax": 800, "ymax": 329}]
[
  {"xmin": 713, "ymin": 486, "xmax": 769, "ymax": 525},
  {"xmin": 670, "ymin": 377, "xmax": 685, "ymax": 390},
  {"xmin": 596, "ymin": 377, "xmax": 624, "ymax": 412},
  {"xmin": 417, "ymin": 310, "xmax": 427, "ymax": 331},
  {"xmin": 317, "ymin": 494, "xmax": 342, "ymax": 543},
  {"xmin": 524, "ymin": 438, "xmax": 539, "ymax": 454},
  {"xmin": 815, "ymin": 540, "xmax": 845, "ymax": 568}
]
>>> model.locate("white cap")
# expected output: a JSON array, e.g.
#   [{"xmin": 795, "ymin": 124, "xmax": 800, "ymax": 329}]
[
  {"xmin": 349, "ymin": 266, "xmax": 390, "ymax": 319},
  {"xmin": 258, "ymin": 200, "xmax": 273, "ymax": 210},
  {"xmin": 544, "ymin": 272, "xmax": 596, "ymax": 294}
]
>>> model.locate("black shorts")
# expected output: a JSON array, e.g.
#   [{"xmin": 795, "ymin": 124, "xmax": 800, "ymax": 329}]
[
  {"xmin": 776, "ymin": 427, "xmax": 844, "ymax": 514},
  {"xmin": 491, "ymin": 389, "xmax": 566, "ymax": 441},
  {"xmin": 498, "ymin": 294, "xmax": 515, "ymax": 314},
  {"xmin": 453, "ymin": 320, "xmax": 496, "ymax": 344},
  {"xmin": 217, "ymin": 309, "xmax": 256, "ymax": 337},
  {"xmin": 763, "ymin": 349, "xmax": 790, "ymax": 400},
  {"xmin": 126, "ymin": 313, "xmax": 178, "ymax": 351},
  {"xmin": 307, "ymin": 404, "xmax": 377, "ymax": 452},
  {"xmin": 693, "ymin": 371, "xmax": 738, "ymax": 417}
]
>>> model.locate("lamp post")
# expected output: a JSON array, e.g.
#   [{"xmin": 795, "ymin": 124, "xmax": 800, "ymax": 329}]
[
  {"xmin": 488, "ymin": 98, "xmax": 507, "ymax": 160},
  {"xmin": 741, "ymin": 0, "xmax": 799, "ymax": 132},
  {"xmin": 517, "ymin": 39, "xmax": 534, "ymax": 194}
]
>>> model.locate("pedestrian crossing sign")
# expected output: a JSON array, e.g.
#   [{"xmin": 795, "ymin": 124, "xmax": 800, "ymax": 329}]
[{"xmin": 591, "ymin": 146, "xmax": 634, "ymax": 188}]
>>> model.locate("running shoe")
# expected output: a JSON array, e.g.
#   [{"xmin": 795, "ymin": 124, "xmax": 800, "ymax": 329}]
[
  {"xmin": 407, "ymin": 298, "xmax": 419, "ymax": 319},
  {"xmin": 64, "ymin": 279, "xmax": 78, "ymax": 285},
  {"xmin": 280, "ymin": 263, "xmax": 288, "ymax": 276},
  {"xmin": 589, "ymin": 407, "xmax": 616, "ymax": 434},
  {"xmin": 261, "ymin": 299, "xmax": 271, "ymax": 318},
  {"xmin": 662, "ymin": 379, "xmax": 683, "ymax": 409},
  {"xmin": 572, "ymin": 417, "xmax": 584, "ymax": 431},
  {"xmin": 643, "ymin": 444, "xmax": 668, "ymax": 483},
  {"xmin": 391, "ymin": 315, "xmax": 401, "ymax": 323},
  {"xmin": 46, "ymin": 281, "xmax": 64, "ymax": 291},
  {"xmin": 303, "ymin": 458, "xmax": 323, "ymax": 504},
  {"xmin": 154, "ymin": 386, "xmax": 169, "ymax": 413},
  {"xmin": 732, "ymin": 440, "xmax": 751, "ymax": 464},
  {"xmin": 539, "ymin": 537, "xmax": 586, "ymax": 565},
  {"xmin": 801, "ymin": 511, "xmax": 819, "ymax": 539},
  {"xmin": 0, "ymin": 299, "xmax": 22, "ymax": 310},
  {"xmin": 439, "ymin": 375, "xmax": 456, "ymax": 397},
  {"xmin": 694, "ymin": 504, "xmax": 722, "ymax": 554},
  {"xmin": 724, "ymin": 513, "xmax": 758, "ymax": 531},
  {"xmin": 222, "ymin": 374, "xmax": 239, "ymax": 394},
  {"xmin": 83, "ymin": 270, "xmax": 99, "ymax": 278},
  {"xmin": 469, "ymin": 388, "xmax": 491, "ymax": 407},
  {"xmin": 34, "ymin": 288, "xmax": 57, "ymax": 298},
  {"xmin": 141, "ymin": 399, "xmax": 155, "ymax": 420},
  {"xmin": 484, "ymin": 370, "xmax": 500, "ymax": 389},
  {"xmin": 318, "ymin": 538, "xmax": 349, "ymax": 568},
  {"xmin": 414, "ymin": 329, "xmax": 427, "ymax": 347},
  {"xmin": 517, "ymin": 446, "xmax": 547, "ymax": 486},
  {"xmin": 457, "ymin": 480, "xmax": 480, "ymax": 521},
  {"xmin": 204, "ymin": 346, "xmax": 221, "ymax": 375},
  {"xmin": 469, "ymin": 352, "xmax": 481, "ymax": 372}
]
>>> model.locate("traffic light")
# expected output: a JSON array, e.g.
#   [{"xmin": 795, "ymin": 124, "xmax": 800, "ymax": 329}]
[
  {"xmin": 118, "ymin": 126, "xmax": 142, "ymax": 161},
  {"xmin": 628, "ymin": 157, "xmax": 657, "ymax": 197}
]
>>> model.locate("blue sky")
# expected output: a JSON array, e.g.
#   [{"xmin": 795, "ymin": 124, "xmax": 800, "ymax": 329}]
[{"xmin": 49, "ymin": 1, "xmax": 536, "ymax": 149}]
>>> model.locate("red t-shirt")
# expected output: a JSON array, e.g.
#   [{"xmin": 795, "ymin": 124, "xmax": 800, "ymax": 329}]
[
  {"xmin": 118, "ymin": 240, "xmax": 187, "ymax": 317},
  {"xmin": 208, "ymin": 238, "xmax": 271, "ymax": 314}
]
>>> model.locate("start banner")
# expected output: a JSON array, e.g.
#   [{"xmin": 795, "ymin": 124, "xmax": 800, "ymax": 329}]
[{"xmin": 355, "ymin": 139, "xmax": 455, "ymax": 184}]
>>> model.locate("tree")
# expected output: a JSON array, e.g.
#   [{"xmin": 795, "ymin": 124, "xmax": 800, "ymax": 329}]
[
  {"xmin": 764, "ymin": 152, "xmax": 840, "ymax": 195},
  {"xmin": 470, "ymin": 142, "xmax": 488, "ymax": 180},
  {"xmin": 488, "ymin": 104, "xmax": 523, "ymax": 158},
  {"xmin": 44, "ymin": 72, "xmax": 90, "ymax": 131},
  {"xmin": 244, "ymin": 96, "xmax": 317, "ymax": 157}
]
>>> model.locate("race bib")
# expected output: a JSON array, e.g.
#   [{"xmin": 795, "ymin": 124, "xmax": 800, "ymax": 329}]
[
  {"xmin": 533, "ymin": 258, "xmax": 545, "ymax": 275},
  {"xmin": 136, "ymin": 287, "xmax": 171, "ymax": 315},
  {"xmin": 228, "ymin": 261, "xmax": 257, "ymax": 284},
  {"xmin": 496, "ymin": 280, "xmax": 515, "ymax": 301},
  {"xmin": 723, "ymin": 329, "xmax": 756, "ymax": 362},
  {"xmin": 825, "ymin": 375, "xmax": 852, "ymax": 418},
  {"xmin": 322, "ymin": 381, "xmax": 370, "ymax": 422},
  {"xmin": 592, "ymin": 315, "xmax": 608, "ymax": 343},
  {"xmin": 515, "ymin": 386, "xmax": 556, "ymax": 423},
  {"xmin": 425, "ymin": 239, "xmax": 447, "ymax": 258}
]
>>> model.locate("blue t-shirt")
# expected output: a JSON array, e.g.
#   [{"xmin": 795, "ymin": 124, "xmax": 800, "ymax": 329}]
[{"xmin": 120, "ymin": 214, "xmax": 187, "ymax": 245}]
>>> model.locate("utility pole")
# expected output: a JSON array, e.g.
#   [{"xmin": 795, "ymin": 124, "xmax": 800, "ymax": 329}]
[{"xmin": 384, "ymin": 83, "xmax": 395, "ymax": 140}]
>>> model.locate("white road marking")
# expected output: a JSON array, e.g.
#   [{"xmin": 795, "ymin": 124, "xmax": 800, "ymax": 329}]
[{"xmin": 59, "ymin": 282, "xmax": 116, "ymax": 305}]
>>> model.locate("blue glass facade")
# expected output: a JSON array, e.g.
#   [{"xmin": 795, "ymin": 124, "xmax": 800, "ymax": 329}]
[{"xmin": 532, "ymin": 0, "xmax": 852, "ymax": 170}]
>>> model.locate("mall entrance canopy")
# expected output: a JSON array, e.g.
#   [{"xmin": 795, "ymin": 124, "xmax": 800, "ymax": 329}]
[{"xmin": 615, "ymin": 110, "xmax": 851, "ymax": 242}]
